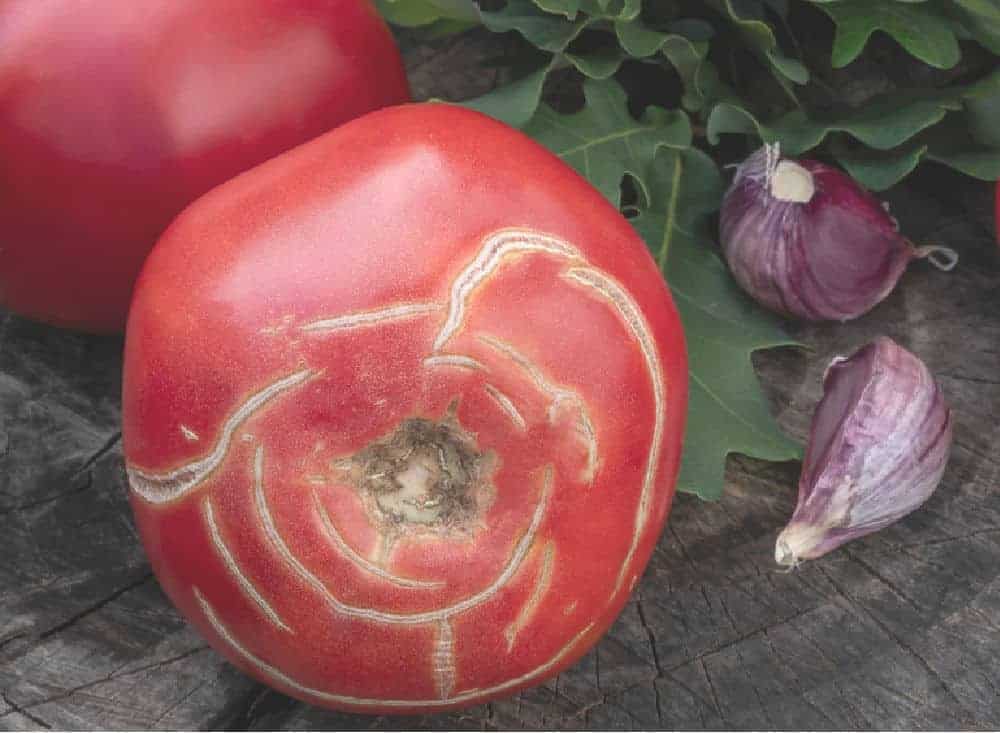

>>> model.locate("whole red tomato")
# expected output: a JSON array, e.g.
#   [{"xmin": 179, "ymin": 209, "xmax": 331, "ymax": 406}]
[
  {"xmin": 123, "ymin": 104, "xmax": 687, "ymax": 713},
  {"xmin": 0, "ymin": 0, "xmax": 409, "ymax": 332}
]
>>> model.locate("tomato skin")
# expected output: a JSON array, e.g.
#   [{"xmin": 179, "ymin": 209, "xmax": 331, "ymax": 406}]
[
  {"xmin": 123, "ymin": 104, "xmax": 687, "ymax": 713},
  {"xmin": 0, "ymin": 0, "xmax": 409, "ymax": 333}
]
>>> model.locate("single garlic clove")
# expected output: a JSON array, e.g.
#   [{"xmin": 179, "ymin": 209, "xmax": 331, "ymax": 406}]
[
  {"xmin": 720, "ymin": 144, "xmax": 957, "ymax": 322},
  {"xmin": 776, "ymin": 337, "xmax": 953, "ymax": 567}
]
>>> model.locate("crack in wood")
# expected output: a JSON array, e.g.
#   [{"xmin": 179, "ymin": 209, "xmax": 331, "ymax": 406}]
[
  {"xmin": 150, "ymin": 682, "xmax": 205, "ymax": 728},
  {"xmin": 719, "ymin": 592, "xmax": 775, "ymax": 728},
  {"xmin": 665, "ymin": 603, "xmax": 823, "ymax": 674},
  {"xmin": 0, "ymin": 632, "xmax": 28, "ymax": 655},
  {"xmin": 699, "ymin": 657, "xmax": 726, "ymax": 725},
  {"xmin": 0, "ymin": 430, "xmax": 120, "ymax": 514},
  {"xmin": 900, "ymin": 526, "xmax": 1000, "ymax": 549},
  {"xmin": 815, "ymin": 564, "xmax": 969, "ymax": 713},
  {"xmin": 758, "ymin": 628, "xmax": 803, "ymax": 693},
  {"xmin": 634, "ymin": 599, "xmax": 664, "ymax": 726},
  {"xmin": 37, "ymin": 572, "xmax": 153, "ymax": 639},
  {"xmin": 843, "ymin": 550, "xmax": 925, "ymax": 613},
  {"xmin": 938, "ymin": 372, "xmax": 1000, "ymax": 387},
  {"xmin": 71, "ymin": 431, "xmax": 122, "ymax": 477},
  {"xmin": 1, "ymin": 692, "xmax": 52, "ymax": 729},
  {"xmin": 953, "ymin": 439, "xmax": 1000, "ymax": 467},
  {"xmin": 0, "ymin": 645, "xmax": 210, "ymax": 722},
  {"xmin": 562, "ymin": 692, "xmax": 611, "ymax": 728},
  {"xmin": 0, "ymin": 472, "xmax": 93, "ymax": 516}
]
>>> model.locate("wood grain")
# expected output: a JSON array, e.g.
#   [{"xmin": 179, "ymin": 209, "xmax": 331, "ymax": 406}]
[{"xmin": 2, "ymin": 30, "xmax": 998, "ymax": 731}]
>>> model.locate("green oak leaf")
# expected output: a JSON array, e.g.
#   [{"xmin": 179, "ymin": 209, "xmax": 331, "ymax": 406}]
[
  {"xmin": 607, "ymin": 0, "xmax": 642, "ymax": 20},
  {"xmin": 968, "ymin": 93, "xmax": 1000, "ymax": 148},
  {"xmin": 632, "ymin": 149, "xmax": 802, "ymax": 499},
  {"xmin": 923, "ymin": 118, "xmax": 1000, "ymax": 179},
  {"xmin": 706, "ymin": 100, "xmax": 947, "ymax": 153},
  {"xmin": 763, "ymin": 0, "xmax": 790, "ymax": 17},
  {"xmin": 830, "ymin": 138, "xmax": 929, "ymax": 191},
  {"xmin": 810, "ymin": 0, "xmax": 961, "ymax": 69},
  {"xmin": 704, "ymin": 0, "xmax": 809, "ymax": 85},
  {"xmin": 966, "ymin": 67, "xmax": 1000, "ymax": 147},
  {"xmin": 536, "ymin": 0, "xmax": 637, "ymax": 19},
  {"xmin": 460, "ymin": 66, "xmax": 553, "ymax": 128},
  {"xmin": 831, "ymin": 69, "xmax": 1000, "ymax": 188},
  {"xmin": 832, "ymin": 123, "xmax": 1000, "ymax": 190},
  {"xmin": 706, "ymin": 94, "xmax": 960, "ymax": 153},
  {"xmin": 948, "ymin": 0, "xmax": 1000, "ymax": 54},
  {"xmin": 534, "ymin": 0, "xmax": 584, "ymax": 18},
  {"xmin": 462, "ymin": 0, "xmax": 664, "ymax": 127},
  {"xmin": 928, "ymin": 144, "xmax": 1000, "ymax": 179},
  {"xmin": 377, "ymin": 0, "xmax": 479, "ymax": 28},
  {"xmin": 565, "ymin": 45, "xmax": 627, "ymax": 78},
  {"xmin": 614, "ymin": 16, "xmax": 669, "ymax": 57},
  {"xmin": 522, "ymin": 78, "xmax": 692, "ymax": 207},
  {"xmin": 613, "ymin": 18, "xmax": 722, "ymax": 111},
  {"xmin": 480, "ymin": 0, "xmax": 590, "ymax": 51},
  {"xmin": 662, "ymin": 35, "xmax": 716, "ymax": 112}
]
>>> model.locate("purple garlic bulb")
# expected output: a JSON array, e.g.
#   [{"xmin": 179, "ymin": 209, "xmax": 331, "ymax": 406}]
[
  {"xmin": 720, "ymin": 144, "xmax": 957, "ymax": 322},
  {"xmin": 776, "ymin": 337, "xmax": 953, "ymax": 567}
]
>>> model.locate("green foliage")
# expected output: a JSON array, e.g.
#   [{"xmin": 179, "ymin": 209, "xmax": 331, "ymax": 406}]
[
  {"xmin": 812, "ymin": 1, "xmax": 961, "ymax": 69},
  {"xmin": 379, "ymin": 0, "xmax": 998, "ymax": 499},
  {"xmin": 634, "ymin": 148, "xmax": 803, "ymax": 498},
  {"xmin": 523, "ymin": 79, "xmax": 692, "ymax": 206},
  {"xmin": 376, "ymin": 0, "xmax": 479, "ymax": 34},
  {"xmin": 399, "ymin": 0, "xmax": 1000, "ymax": 191}
]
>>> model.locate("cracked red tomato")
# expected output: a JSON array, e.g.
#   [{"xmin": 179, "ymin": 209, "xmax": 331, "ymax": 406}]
[
  {"xmin": 123, "ymin": 104, "xmax": 687, "ymax": 713},
  {"xmin": 0, "ymin": 0, "xmax": 409, "ymax": 332}
]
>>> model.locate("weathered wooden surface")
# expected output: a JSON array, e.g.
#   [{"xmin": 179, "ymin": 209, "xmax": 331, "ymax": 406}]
[{"xmin": 2, "ymin": 30, "xmax": 1000, "ymax": 732}]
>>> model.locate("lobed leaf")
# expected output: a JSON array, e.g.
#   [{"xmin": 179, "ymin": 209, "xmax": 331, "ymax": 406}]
[
  {"xmin": 632, "ymin": 149, "xmax": 801, "ymax": 499},
  {"xmin": 522, "ymin": 78, "xmax": 692, "ymax": 207},
  {"xmin": 706, "ymin": 67, "xmax": 1000, "ymax": 188},
  {"xmin": 832, "ymin": 116, "xmax": 1000, "ymax": 190},
  {"xmin": 830, "ymin": 140, "xmax": 929, "ymax": 191},
  {"xmin": 809, "ymin": 0, "xmax": 962, "ymax": 69},
  {"xmin": 703, "ymin": 0, "xmax": 809, "ymax": 86},
  {"xmin": 948, "ymin": 0, "xmax": 1000, "ymax": 54},
  {"xmin": 461, "ymin": 66, "xmax": 553, "ymax": 128},
  {"xmin": 565, "ymin": 46, "xmax": 627, "ymax": 79},
  {"xmin": 706, "ymin": 97, "xmax": 955, "ymax": 154},
  {"xmin": 480, "ymin": 0, "xmax": 589, "ymax": 51},
  {"xmin": 613, "ymin": 16, "xmax": 727, "ymax": 113},
  {"xmin": 377, "ymin": 0, "xmax": 479, "ymax": 28}
]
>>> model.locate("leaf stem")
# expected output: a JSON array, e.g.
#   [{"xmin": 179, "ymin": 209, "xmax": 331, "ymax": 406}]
[{"xmin": 657, "ymin": 153, "xmax": 683, "ymax": 272}]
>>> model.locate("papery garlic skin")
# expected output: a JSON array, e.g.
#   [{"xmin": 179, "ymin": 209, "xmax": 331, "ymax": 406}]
[
  {"xmin": 776, "ymin": 337, "xmax": 952, "ymax": 567},
  {"xmin": 720, "ymin": 144, "xmax": 917, "ymax": 322}
]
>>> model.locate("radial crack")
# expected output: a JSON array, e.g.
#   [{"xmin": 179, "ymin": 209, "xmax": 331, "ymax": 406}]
[
  {"xmin": 301, "ymin": 302, "xmax": 440, "ymax": 333},
  {"xmin": 127, "ymin": 370, "xmax": 315, "ymax": 504},
  {"xmin": 434, "ymin": 228, "xmax": 584, "ymax": 351},
  {"xmin": 197, "ymin": 584, "xmax": 595, "ymax": 709},
  {"xmin": 254, "ymin": 447, "xmax": 552, "ymax": 625},
  {"xmin": 562, "ymin": 267, "xmax": 666, "ymax": 595},
  {"xmin": 203, "ymin": 497, "xmax": 292, "ymax": 631},
  {"xmin": 312, "ymin": 489, "xmax": 445, "ymax": 590}
]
